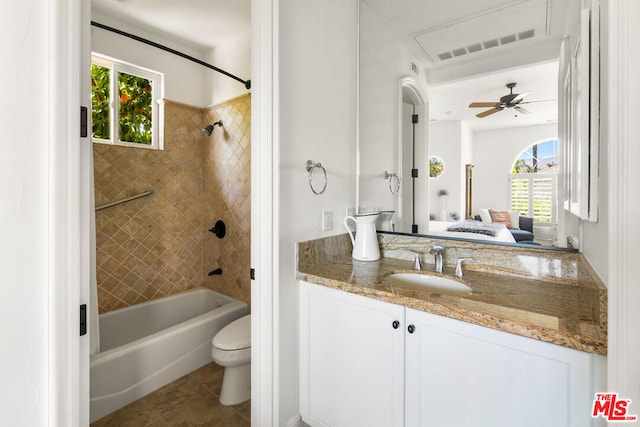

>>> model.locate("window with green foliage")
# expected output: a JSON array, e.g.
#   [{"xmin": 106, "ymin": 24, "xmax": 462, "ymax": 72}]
[
  {"xmin": 91, "ymin": 54, "xmax": 163, "ymax": 149},
  {"xmin": 429, "ymin": 156, "xmax": 445, "ymax": 178}
]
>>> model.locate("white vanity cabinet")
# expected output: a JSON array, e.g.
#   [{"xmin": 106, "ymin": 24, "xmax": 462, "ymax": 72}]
[
  {"xmin": 299, "ymin": 280, "xmax": 405, "ymax": 427},
  {"xmin": 300, "ymin": 281, "xmax": 606, "ymax": 427},
  {"xmin": 404, "ymin": 308, "xmax": 605, "ymax": 427}
]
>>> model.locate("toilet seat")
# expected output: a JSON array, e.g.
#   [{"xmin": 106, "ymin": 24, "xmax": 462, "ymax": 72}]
[
  {"xmin": 211, "ymin": 346, "xmax": 251, "ymax": 368},
  {"xmin": 212, "ymin": 314, "xmax": 251, "ymax": 351}
]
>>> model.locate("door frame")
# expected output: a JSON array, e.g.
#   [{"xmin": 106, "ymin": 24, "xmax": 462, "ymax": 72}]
[
  {"xmin": 48, "ymin": 0, "xmax": 88, "ymax": 425},
  {"xmin": 398, "ymin": 76, "xmax": 429, "ymax": 233},
  {"xmin": 251, "ymin": 0, "xmax": 277, "ymax": 424},
  {"xmin": 51, "ymin": 0, "xmax": 281, "ymax": 424}
]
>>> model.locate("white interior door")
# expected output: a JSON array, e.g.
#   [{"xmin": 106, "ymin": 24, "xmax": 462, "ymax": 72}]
[{"xmin": 400, "ymin": 102, "xmax": 413, "ymax": 233}]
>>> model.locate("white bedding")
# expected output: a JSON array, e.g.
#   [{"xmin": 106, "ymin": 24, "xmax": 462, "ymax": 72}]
[{"xmin": 427, "ymin": 220, "xmax": 516, "ymax": 243}]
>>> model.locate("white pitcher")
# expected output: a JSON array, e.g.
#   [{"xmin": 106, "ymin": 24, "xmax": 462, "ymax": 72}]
[{"xmin": 344, "ymin": 212, "xmax": 381, "ymax": 261}]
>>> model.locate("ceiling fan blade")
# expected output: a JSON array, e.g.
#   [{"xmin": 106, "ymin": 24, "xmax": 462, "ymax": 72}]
[
  {"xmin": 519, "ymin": 99, "xmax": 557, "ymax": 104},
  {"xmin": 512, "ymin": 91, "xmax": 530, "ymax": 103},
  {"xmin": 476, "ymin": 107, "xmax": 502, "ymax": 118},
  {"xmin": 515, "ymin": 106, "xmax": 531, "ymax": 114},
  {"xmin": 469, "ymin": 102, "xmax": 497, "ymax": 108}
]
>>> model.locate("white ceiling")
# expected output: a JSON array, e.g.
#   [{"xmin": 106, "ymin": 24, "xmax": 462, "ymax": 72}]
[
  {"xmin": 429, "ymin": 61, "xmax": 559, "ymax": 131},
  {"xmin": 362, "ymin": 0, "xmax": 567, "ymax": 78},
  {"xmin": 90, "ymin": 0, "xmax": 563, "ymax": 131},
  {"xmin": 363, "ymin": 0, "xmax": 566, "ymax": 131},
  {"xmin": 90, "ymin": 0, "xmax": 250, "ymax": 52}
]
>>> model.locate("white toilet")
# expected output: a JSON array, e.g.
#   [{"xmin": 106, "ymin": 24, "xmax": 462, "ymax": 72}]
[{"xmin": 211, "ymin": 314, "xmax": 251, "ymax": 405}]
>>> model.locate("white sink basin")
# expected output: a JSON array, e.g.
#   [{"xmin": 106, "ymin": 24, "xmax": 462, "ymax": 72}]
[{"xmin": 388, "ymin": 273, "xmax": 472, "ymax": 295}]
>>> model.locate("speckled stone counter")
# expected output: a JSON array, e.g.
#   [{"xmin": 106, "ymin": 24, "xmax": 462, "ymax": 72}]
[{"xmin": 297, "ymin": 233, "xmax": 607, "ymax": 355}]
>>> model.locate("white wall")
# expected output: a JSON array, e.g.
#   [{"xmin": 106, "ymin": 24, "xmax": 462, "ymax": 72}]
[
  {"xmin": 204, "ymin": 30, "xmax": 251, "ymax": 106},
  {"xmin": 359, "ymin": 2, "xmax": 429, "ymax": 219},
  {"xmin": 277, "ymin": 0, "xmax": 358, "ymax": 424},
  {"xmin": 0, "ymin": 2, "xmax": 55, "ymax": 424},
  {"xmin": 428, "ymin": 120, "xmax": 473, "ymax": 220},
  {"xmin": 472, "ymin": 123, "xmax": 557, "ymax": 214},
  {"xmin": 91, "ymin": 11, "xmax": 208, "ymax": 106}
]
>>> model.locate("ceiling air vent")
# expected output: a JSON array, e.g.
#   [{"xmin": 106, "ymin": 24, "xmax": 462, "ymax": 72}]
[
  {"xmin": 500, "ymin": 34, "xmax": 517, "ymax": 45},
  {"xmin": 466, "ymin": 43, "xmax": 483, "ymax": 53},
  {"xmin": 482, "ymin": 39, "xmax": 500, "ymax": 49},
  {"xmin": 518, "ymin": 29, "xmax": 536, "ymax": 40},
  {"xmin": 435, "ymin": 29, "xmax": 536, "ymax": 62},
  {"xmin": 414, "ymin": 0, "xmax": 548, "ymax": 65},
  {"xmin": 452, "ymin": 47, "xmax": 467, "ymax": 57}
]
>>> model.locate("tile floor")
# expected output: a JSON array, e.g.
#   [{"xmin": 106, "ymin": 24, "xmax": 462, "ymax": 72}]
[{"xmin": 91, "ymin": 362, "xmax": 250, "ymax": 427}]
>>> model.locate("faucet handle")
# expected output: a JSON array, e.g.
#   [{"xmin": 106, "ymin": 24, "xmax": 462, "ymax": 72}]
[
  {"xmin": 410, "ymin": 252, "xmax": 422, "ymax": 270},
  {"xmin": 453, "ymin": 258, "xmax": 472, "ymax": 278},
  {"xmin": 406, "ymin": 251, "xmax": 422, "ymax": 270}
]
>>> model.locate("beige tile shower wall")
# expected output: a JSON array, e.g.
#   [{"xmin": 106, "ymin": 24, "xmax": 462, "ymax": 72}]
[
  {"xmin": 202, "ymin": 94, "xmax": 251, "ymax": 306},
  {"xmin": 94, "ymin": 101, "xmax": 206, "ymax": 313}
]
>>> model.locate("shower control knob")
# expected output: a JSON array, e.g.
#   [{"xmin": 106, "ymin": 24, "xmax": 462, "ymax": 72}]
[
  {"xmin": 407, "ymin": 324, "xmax": 415, "ymax": 334},
  {"xmin": 392, "ymin": 320, "xmax": 400, "ymax": 329},
  {"xmin": 209, "ymin": 220, "xmax": 226, "ymax": 238}
]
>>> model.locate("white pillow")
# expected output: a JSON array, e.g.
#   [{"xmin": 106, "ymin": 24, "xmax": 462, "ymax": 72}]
[
  {"xmin": 478, "ymin": 208, "xmax": 492, "ymax": 223},
  {"xmin": 509, "ymin": 211, "xmax": 520, "ymax": 229}
]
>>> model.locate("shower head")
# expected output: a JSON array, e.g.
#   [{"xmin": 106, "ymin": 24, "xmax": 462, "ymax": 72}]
[{"xmin": 201, "ymin": 121, "xmax": 223, "ymax": 136}]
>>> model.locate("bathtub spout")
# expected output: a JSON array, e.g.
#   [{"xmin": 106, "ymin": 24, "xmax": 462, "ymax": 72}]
[{"xmin": 208, "ymin": 268, "xmax": 223, "ymax": 276}]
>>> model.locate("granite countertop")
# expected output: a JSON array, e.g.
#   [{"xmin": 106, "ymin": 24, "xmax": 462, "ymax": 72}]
[{"xmin": 297, "ymin": 251, "xmax": 607, "ymax": 356}]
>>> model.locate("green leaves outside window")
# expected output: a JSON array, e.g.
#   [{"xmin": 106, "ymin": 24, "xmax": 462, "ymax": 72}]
[{"xmin": 91, "ymin": 60, "xmax": 155, "ymax": 146}]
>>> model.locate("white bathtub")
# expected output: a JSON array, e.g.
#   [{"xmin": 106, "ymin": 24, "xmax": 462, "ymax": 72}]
[{"xmin": 90, "ymin": 288, "xmax": 248, "ymax": 422}]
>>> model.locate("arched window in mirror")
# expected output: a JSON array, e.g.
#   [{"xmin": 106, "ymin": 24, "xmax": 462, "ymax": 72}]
[
  {"xmin": 509, "ymin": 139, "xmax": 558, "ymax": 224},
  {"xmin": 429, "ymin": 156, "xmax": 445, "ymax": 178}
]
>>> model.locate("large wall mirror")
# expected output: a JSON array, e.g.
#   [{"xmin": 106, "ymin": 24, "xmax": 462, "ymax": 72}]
[{"xmin": 357, "ymin": 0, "xmax": 591, "ymax": 251}]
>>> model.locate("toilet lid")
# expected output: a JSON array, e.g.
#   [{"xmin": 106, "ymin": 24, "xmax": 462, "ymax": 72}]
[{"xmin": 213, "ymin": 315, "xmax": 251, "ymax": 350}]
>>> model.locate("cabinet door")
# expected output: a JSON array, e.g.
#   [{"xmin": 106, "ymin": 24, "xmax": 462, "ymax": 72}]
[
  {"xmin": 405, "ymin": 308, "xmax": 602, "ymax": 427},
  {"xmin": 300, "ymin": 281, "xmax": 405, "ymax": 427}
]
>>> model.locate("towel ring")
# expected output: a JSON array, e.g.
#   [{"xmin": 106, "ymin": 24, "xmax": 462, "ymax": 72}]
[
  {"xmin": 306, "ymin": 160, "xmax": 327, "ymax": 195},
  {"xmin": 385, "ymin": 171, "xmax": 401, "ymax": 195}
]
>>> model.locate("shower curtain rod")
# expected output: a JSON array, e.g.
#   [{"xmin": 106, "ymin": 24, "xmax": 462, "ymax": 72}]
[{"xmin": 91, "ymin": 21, "xmax": 251, "ymax": 90}]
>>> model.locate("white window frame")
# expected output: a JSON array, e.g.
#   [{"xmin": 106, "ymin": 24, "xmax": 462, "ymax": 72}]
[
  {"xmin": 91, "ymin": 53, "xmax": 164, "ymax": 150},
  {"xmin": 509, "ymin": 173, "xmax": 558, "ymax": 225}
]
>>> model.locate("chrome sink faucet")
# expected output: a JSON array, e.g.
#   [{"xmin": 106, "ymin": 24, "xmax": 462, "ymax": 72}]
[{"xmin": 429, "ymin": 243, "xmax": 446, "ymax": 273}]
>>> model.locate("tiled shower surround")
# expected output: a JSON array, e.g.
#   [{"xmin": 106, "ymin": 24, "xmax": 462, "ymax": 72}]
[{"xmin": 94, "ymin": 94, "xmax": 251, "ymax": 313}]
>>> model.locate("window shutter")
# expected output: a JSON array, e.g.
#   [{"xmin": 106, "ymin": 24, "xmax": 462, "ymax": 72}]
[
  {"xmin": 510, "ymin": 175, "xmax": 557, "ymax": 224},
  {"xmin": 532, "ymin": 177, "xmax": 554, "ymax": 223},
  {"xmin": 510, "ymin": 178, "xmax": 530, "ymax": 217}
]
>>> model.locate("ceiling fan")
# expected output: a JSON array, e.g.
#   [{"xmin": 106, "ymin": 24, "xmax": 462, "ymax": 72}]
[{"xmin": 469, "ymin": 82, "xmax": 537, "ymax": 118}]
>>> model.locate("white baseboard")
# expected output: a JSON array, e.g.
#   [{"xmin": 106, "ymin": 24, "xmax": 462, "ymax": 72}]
[{"xmin": 286, "ymin": 414, "xmax": 308, "ymax": 427}]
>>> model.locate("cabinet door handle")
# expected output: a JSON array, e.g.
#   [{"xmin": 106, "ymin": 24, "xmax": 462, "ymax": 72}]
[
  {"xmin": 392, "ymin": 320, "xmax": 400, "ymax": 329},
  {"xmin": 407, "ymin": 324, "xmax": 415, "ymax": 334}
]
